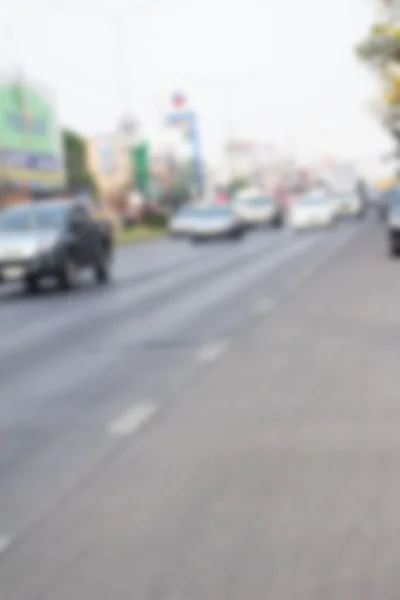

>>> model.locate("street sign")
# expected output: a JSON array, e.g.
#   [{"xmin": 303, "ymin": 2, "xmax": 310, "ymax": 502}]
[{"xmin": 131, "ymin": 142, "xmax": 149, "ymax": 193}]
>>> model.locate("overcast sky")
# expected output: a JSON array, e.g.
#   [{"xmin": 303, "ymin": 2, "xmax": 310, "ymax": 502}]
[{"xmin": 0, "ymin": 0, "xmax": 393, "ymax": 165}]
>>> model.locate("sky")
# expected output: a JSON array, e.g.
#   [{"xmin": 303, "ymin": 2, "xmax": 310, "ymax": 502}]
[{"xmin": 0, "ymin": 0, "xmax": 393, "ymax": 166}]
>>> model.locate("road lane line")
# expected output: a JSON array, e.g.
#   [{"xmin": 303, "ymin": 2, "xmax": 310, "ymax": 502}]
[
  {"xmin": 107, "ymin": 401, "xmax": 157, "ymax": 437},
  {"xmin": 109, "ymin": 235, "xmax": 319, "ymax": 349},
  {"xmin": 0, "ymin": 234, "xmax": 285, "ymax": 361},
  {"xmin": 196, "ymin": 340, "xmax": 228, "ymax": 363},
  {"xmin": 0, "ymin": 536, "xmax": 10, "ymax": 554}
]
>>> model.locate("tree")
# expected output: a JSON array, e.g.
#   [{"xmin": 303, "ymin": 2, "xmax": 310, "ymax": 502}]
[
  {"xmin": 159, "ymin": 182, "xmax": 191, "ymax": 212},
  {"xmin": 357, "ymin": 5, "xmax": 400, "ymax": 142},
  {"xmin": 227, "ymin": 176, "xmax": 250, "ymax": 195},
  {"xmin": 63, "ymin": 129, "xmax": 98, "ymax": 199}
]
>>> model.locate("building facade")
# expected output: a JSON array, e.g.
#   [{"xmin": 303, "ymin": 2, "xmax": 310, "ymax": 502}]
[{"xmin": 86, "ymin": 132, "xmax": 132, "ymax": 200}]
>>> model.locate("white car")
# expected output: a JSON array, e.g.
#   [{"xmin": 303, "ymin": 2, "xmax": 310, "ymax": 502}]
[
  {"xmin": 233, "ymin": 192, "xmax": 282, "ymax": 227},
  {"xmin": 289, "ymin": 193, "xmax": 336, "ymax": 230},
  {"xmin": 334, "ymin": 191, "xmax": 362, "ymax": 217}
]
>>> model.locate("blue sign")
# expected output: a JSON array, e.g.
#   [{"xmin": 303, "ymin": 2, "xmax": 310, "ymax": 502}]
[
  {"xmin": 7, "ymin": 112, "xmax": 47, "ymax": 135},
  {"xmin": 165, "ymin": 111, "xmax": 195, "ymax": 127},
  {"xmin": 0, "ymin": 149, "xmax": 62, "ymax": 171}
]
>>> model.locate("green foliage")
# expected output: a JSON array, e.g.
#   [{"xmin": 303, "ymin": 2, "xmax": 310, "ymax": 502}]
[
  {"xmin": 159, "ymin": 184, "xmax": 191, "ymax": 212},
  {"xmin": 117, "ymin": 226, "xmax": 165, "ymax": 245},
  {"xmin": 357, "ymin": 31, "xmax": 400, "ymax": 66},
  {"xmin": 357, "ymin": 18, "xmax": 400, "ymax": 141},
  {"xmin": 228, "ymin": 177, "xmax": 250, "ymax": 195},
  {"xmin": 63, "ymin": 129, "xmax": 98, "ymax": 199},
  {"xmin": 141, "ymin": 205, "xmax": 168, "ymax": 228}
]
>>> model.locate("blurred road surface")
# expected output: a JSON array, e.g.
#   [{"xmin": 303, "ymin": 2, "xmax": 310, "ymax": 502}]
[{"xmin": 2, "ymin": 219, "xmax": 397, "ymax": 598}]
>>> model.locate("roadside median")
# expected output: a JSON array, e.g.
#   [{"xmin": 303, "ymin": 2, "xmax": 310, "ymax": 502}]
[{"xmin": 117, "ymin": 226, "xmax": 166, "ymax": 245}]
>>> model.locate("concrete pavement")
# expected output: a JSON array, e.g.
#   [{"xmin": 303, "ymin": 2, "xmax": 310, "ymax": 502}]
[{"xmin": 0, "ymin": 219, "xmax": 389, "ymax": 599}]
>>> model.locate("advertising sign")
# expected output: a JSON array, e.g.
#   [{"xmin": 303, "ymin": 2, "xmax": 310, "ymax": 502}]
[
  {"xmin": 165, "ymin": 109, "xmax": 204, "ymax": 195},
  {"xmin": 165, "ymin": 110, "xmax": 194, "ymax": 141},
  {"xmin": 0, "ymin": 80, "xmax": 65, "ymax": 190},
  {"xmin": 131, "ymin": 142, "xmax": 149, "ymax": 193}
]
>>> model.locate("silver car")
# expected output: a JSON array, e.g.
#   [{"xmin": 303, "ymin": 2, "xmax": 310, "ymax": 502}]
[
  {"xmin": 169, "ymin": 205, "xmax": 197, "ymax": 238},
  {"xmin": 187, "ymin": 205, "xmax": 246, "ymax": 243}
]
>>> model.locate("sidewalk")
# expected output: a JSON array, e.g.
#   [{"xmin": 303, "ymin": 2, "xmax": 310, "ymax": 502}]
[{"xmin": 2, "ymin": 223, "xmax": 400, "ymax": 599}]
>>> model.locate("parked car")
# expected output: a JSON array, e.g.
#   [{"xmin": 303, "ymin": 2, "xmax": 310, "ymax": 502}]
[
  {"xmin": 288, "ymin": 191, "xmax": 337, "ymax": 230},
  {"xmin": 0, "ymin": 198, "xmax": 113, "ymax": 293},
  {"xmin": 386, "ymin": 190, "xmax": 400, "ymax": 256},
  {"xmin": 187, "ymin": 204, "xmax": 246, "ymax": 242},
  {"xmin": 233, "ymin": 191, "xmax": 283, "ymax": 228}
]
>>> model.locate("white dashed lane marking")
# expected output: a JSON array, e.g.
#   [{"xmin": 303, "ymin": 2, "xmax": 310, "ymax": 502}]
[
  {"xmin": 107, "ymin": 401, "xmax": 157, "ymax": 437},
  {"xmin": 0, "ymin": 536, "xmax": 11, "ymax": 554},
  {"xmin": 195, "ymin": 340, "xmax": 228, "ymax": 363}
]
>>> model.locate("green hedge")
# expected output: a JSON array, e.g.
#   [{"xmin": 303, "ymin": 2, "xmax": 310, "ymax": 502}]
[{"xmin": 141, "ymin": 207, "xmax": 168, "ymax": 228}]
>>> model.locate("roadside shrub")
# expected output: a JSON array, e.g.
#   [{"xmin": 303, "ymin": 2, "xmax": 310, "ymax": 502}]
[{"xmin": 141, "ymin": 205, "xmax": 168, "ymax": 228}]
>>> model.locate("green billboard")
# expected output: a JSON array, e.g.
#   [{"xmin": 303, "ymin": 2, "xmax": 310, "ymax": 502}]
[
  {"xmin": 0, "ymin": 80, "xmax": 65, "ymax": 190},
  {"xmin": 131, "ymin": 142, "xmax": 149, "ymax": 193}
]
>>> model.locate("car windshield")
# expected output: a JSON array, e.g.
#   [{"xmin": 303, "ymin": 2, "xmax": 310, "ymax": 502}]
[
  {"xmin": 174, "ymin": 206, "xmax": 196, "ymax": 219},
  {"xmin": 297, "ymin": 194, "xmax": 329, "ymax": 206},
  {"xmin": 335, "ymin": 193, "xmax": 355, "ymax": 201},
  {"xmin": 0, "ymin": 203, "xmax": 69, "ymax": 232},
  {"xmin": 238, "ymin": 196, "xmax": 274, "ymax": 207},
  {"xmin": 195, "ymin": 206, "xmax": 233, "ymax": 219}
]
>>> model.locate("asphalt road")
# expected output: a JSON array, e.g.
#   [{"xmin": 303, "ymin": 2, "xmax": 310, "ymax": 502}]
[{"xmin": 1, "ymin": 217, "xmax": 393, "ymax": 599}]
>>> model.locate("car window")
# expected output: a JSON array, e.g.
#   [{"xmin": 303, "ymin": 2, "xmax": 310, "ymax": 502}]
[
  {"xmin": 297, "ymin": 194, "xmax": 329, "ymax": 206},
  {"xmin": 0, "ymin": 203, "xmax": 69, "ymax": 231},
  {"xmin": 175, "ymin": 207, "xmax": 195, "ymax": 218},
  {"xmin": 239, "ymin": 196, "xmax": 274, "ymax": 207},
  {"xmin": 197, "ymin": 207, "xmax": 233, "ymax": 219}
]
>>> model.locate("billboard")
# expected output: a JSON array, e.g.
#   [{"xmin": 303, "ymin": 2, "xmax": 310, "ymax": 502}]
[
  {"xmin": 165, "ymin": 108, "xmax": 204, "ymax": 194},
  {"xmin": 0, "ymin": 80, "xmax": 65, "ymax": 190},
  {"xmin": 131, "ymin": 142, "xmax": 149, "ymax": 193}
]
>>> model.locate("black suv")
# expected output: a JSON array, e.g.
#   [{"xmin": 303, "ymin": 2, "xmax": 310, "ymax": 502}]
[{"xmin": 0, "ymin": 198, "xmax": 113, "ymax": 293}]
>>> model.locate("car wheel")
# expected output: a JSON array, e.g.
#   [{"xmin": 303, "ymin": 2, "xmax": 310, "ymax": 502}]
[
  {"xmin": 95, "ymin": 251, "xmax": 111, "ymax": 284},
  {"xmin": 25, "ymin": 275, "xmax": 39, "ymax": 294},
  {"xmin": 227, "ymin": 230, "xmax": 241, "ymax": 241},
  {"xmin": 58, "ymin": 258, "xmax": 78, "ymax": 290}
]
